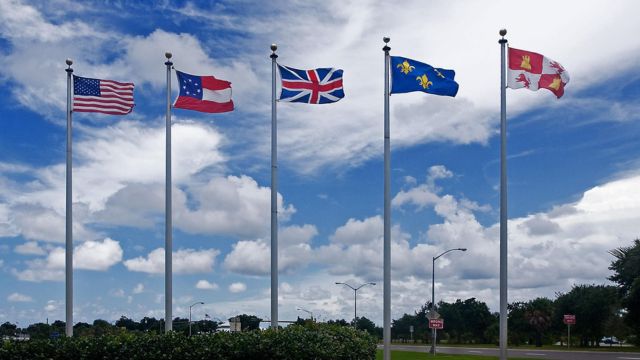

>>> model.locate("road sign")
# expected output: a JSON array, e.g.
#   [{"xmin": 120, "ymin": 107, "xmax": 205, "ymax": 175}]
[
  {"xmin": 563, "ymin": 314, "xmax": 576, "ymax": 325},
  {"xmin": 426, "ymin": 310, "xmax": 440, "ymax": 320},
  {"xmin": 429, "ymin": 319, "xmax": 444, "ymax": 329},
  {"xmin": 409, "ymin": 325, "xmax": 414, "ymax": 333}
]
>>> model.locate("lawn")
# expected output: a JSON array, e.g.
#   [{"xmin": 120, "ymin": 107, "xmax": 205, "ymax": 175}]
[{"xmin": 375, "ymin": 350, "xmax": 539, "ymax": 360}]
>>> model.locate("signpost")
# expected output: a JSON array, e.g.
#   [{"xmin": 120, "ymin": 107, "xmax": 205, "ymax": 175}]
[
  {"xmin": 429, "ymin": 319, "xmax": 444, "ymax": 329},
  {"xmin": 428, "ymin": 319, "xmax": 444, "ymax": 356},
  {"xmin": 563, "ymin": 314, "xmax": 576, "ymax": 349},
  {"xmin": 427, "ymin": 311, "xmax": 442, "ymax": 356},
  {"xmin": 410, "ymin": 325, "xmax": 414, "ymax": 342}
]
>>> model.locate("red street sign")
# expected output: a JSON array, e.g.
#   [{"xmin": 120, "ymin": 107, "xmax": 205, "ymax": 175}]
[
  {"xmin": 429, "ymin": 319, "xmax": 444, "ymax": 329},
  {"xmin": 563, "ymin": 314, "xmax": 576, "ymax": 325}
]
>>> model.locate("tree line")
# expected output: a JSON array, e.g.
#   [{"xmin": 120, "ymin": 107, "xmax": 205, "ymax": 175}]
[
  {"xmin": 2, "ymin": 239, "xmax": 639, "ymax": 347},
  {"xmin": 391, "ymin": 239, "xmax": 640, "ymax": 347}
]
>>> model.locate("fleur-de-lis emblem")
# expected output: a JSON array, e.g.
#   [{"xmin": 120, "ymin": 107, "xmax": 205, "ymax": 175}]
[
  {"xmin": 520, "ymin": 55, "xmax": 532, "ymax": 71},
  {"xmin": 416, "ymin": 74, "xmax": 433, "ymax": 89},
  {"xmin": 549, "ymin": 77, "xmax": 561, "ymax": 90},
  {"xmin": 397, "ymin": 60, "xmax": 415, "ymax": 75}
]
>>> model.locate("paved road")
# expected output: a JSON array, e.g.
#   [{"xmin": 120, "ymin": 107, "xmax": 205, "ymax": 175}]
[{"xmin": 386, "ymin": 344, "xmax": 640, "ymax": 360}]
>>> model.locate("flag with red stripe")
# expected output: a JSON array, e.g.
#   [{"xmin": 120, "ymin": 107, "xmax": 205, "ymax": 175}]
[
  {"xmin": 278, "ymin": 64, "xmax": 344, "ymax": 104},
  {"xmin": 73, "ymin": 76, "xmax": 134, "ymax": 115}
]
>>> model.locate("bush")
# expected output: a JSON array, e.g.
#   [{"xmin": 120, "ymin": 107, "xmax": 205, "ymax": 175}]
[{"xmin": 0, "ymin": 323, "xmax": 376, "ymax": 360}]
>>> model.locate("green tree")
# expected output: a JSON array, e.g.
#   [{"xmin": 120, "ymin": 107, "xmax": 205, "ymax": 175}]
[
  {"xmin": 25, "ymin": 322, "xmax": 51, "ymax": 340},
  {"xmin": 353, "ymin": 316, "xmax": 378, "ymax": 338},
  {"xmin": 327, "ymin": 319, "xmax": 350, "ymax": 327},
  {"xmin": 0, "ymin": 322, "xmax": 17, "ymax": 337},
  {"xmin": 236, "ymin": 314, "xmax": 262, "ymax": 331},
  {"xmin": 525, "ymin": 297, "xmax": 554, "ymax": 347},
  {"xmin": 555, "ymin": 284, "xmax": 618, "ymax": 347},
  {"xmin": 140, "ymin": 316, "xmax": 163, "ymax": 332},
  {"xmin": 508, "ymin": 302, "xmax": 529, "ymax": 346},
  {"xmin": 438, "ymin": 298, "xmax": 495, "ymax": 344},
  {"xmin": 609, "ymin": 239, "xmax": 640, "ymax": 344},
  {"xmin": 115, "ymin": 316, "xmax": 139, "ymax": 331}
]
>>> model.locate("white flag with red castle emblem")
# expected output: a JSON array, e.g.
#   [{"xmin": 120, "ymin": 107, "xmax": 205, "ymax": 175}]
[{"xmin": 507, "ymin": 47, "xmax": 569, "ymax": 98}]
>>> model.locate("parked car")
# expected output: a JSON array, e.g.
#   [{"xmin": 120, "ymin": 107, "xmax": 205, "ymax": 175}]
[{"xmin": 601, "ymin": 337, "xmax": 620, "ymax": 345}]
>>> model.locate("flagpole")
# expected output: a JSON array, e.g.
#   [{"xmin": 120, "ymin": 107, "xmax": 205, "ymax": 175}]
[
  {"xmin": 270, "ymin": 43, "xmax": 279, "ymax": 329},
  {"xmin": 382, "ymin": 36, "xmax": 391, "ymax": 360},
  {"xmin": 499, "ymin": 28, "xmax": 508, "ymax": 360},
  {"xmin": 164, "ymin": 51, "xmax": 173, "ymax": 332},
  {"xmin": 65, "ymin": 58, "xmax": 74, "ymax": 338}
]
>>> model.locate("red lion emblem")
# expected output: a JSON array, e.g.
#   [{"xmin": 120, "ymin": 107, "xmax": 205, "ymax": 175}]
[
  {"xmin": 549, "ymin": 61, "xmax": 565, "ymax": 74},
  {"xmin": 515, "ymin": 73, "xmax": 531, "ymax": 88}
]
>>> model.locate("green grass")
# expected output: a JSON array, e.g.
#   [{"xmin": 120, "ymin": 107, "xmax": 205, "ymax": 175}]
[
  {"xmin": 375, "ymin": 350, "xmax": 540, "ymax": 360},
  {"xmin": 388, "ymin": 342, "xmax": 640, "ymax": 352}
]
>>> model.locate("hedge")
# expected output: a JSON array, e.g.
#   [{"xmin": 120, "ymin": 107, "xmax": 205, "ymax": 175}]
[{"xmin": 0, "ymin": 323, "xmax": 376, "ymax": 360}]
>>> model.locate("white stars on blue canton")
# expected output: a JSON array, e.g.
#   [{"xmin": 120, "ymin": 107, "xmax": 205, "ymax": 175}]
[
  {"xmin": 176, "ymin": 71, "xmax": 203, "ymax": 100},
  {"xmin": 73, "ymin": 76, "xmax": 101, "ymax": 96}
]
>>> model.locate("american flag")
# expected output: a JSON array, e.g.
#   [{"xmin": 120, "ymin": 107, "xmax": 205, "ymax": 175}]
[
  {"xmin": 278, "ymin": 64, "xmax": 344, "ymax": 104},
  {"xmin": 73, "ymin": 75, "xmax": 135, "ymax": 115}
]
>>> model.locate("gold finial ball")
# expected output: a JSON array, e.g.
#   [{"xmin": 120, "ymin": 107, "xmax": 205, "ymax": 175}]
[
  {"xmin": 383, "ymin": 37, "xmax": 390, "ymax": 43},
  {"xmin": 499, "ymin": 29, "xmax": 507, "ymax": 37},
  {"xmin": 165, "ymin": 52, "xmax": 172, "ymax": 59},
  {"xmin": 270, "ymin": 44, "xmax": 277, "ymax": 52},
  {"xmin": 65, "ymin": 58, "xmax": 73, "ymax": 66}
]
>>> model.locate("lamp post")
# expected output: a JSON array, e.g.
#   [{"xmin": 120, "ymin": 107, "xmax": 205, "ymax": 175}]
[
  {"xmin": 335, "ymin": 282, "xmax": 376, "ymax": 327},
  {"xmin": 431, "ymin": 248, "xmax": 467, "ymax": 355},
  {"xmin": 296, "ymin": 307, "xmax": 314, "ymax": 322},
  {"xmin": 189, "ymin": 301, "xmax": 204, "ymax": 337}
]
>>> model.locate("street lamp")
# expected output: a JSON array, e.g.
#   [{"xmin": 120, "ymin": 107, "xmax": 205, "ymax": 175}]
[
  {"xmin": 189, "ymin": 301, "xmax": 204, "ymax": 337},
  {"xmin": 296, "ymin": 307, "xmax": 314, "ymax": 322},
  {"xmin": 431, "ymin": 248, "xmax": 466, "ymax": 355},
  {"xmin": 335, "ymin": 282, "xmax": 376, "ymax": 326}
]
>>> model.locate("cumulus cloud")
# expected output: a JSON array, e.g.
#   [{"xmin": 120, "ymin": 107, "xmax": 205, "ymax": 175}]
[
  {"xmin": 74, "ymin": 238, "xmax": 123, "ymax": 271},
  {"xmin": 228, "ymin": 282, "xmax": 246, "ymax": 293},
  {"xmin": 7, "ymin": 292, "xmax": 33, "ymax": 302},
  {"xmin": 223, "ymin": 224, "xmax": 317, "ymax": 276},
  {"xmin": 14, "ymin": 241, "xmax": 46, "ymax": 256},
  {"xmin": 11, "ymin": 238, "xmax": 124, "ymax": 282},
  {"xmin": 132, "ymin": 283, "xmax": 145, "ymax": 294},
  {"xmin": 195, "ymin": 280, "xmax": 219, "ymax": 290},
  {"xmin": 124, "ymin": 248, "xmax": 220, "ymax": 274}
]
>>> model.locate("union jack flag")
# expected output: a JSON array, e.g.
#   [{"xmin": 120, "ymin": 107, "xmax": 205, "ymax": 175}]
[{"xmin": 278, "ymin": 64, "xmax": 344, "ymax": 104}]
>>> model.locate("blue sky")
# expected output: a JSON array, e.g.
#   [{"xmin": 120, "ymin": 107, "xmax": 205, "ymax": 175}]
[{"xmin": 1, "ymin": 0, "xmax": 640, "ymax": 327}]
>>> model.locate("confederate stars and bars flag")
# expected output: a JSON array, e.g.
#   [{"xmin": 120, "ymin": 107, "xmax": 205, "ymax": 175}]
[
  {"xmin": 277, "ymin": 64, "xmax": 344, "ymax": 104},
  {"xmin": 507, "ymin": 47, "xmax": 570, "ymax": 98}
]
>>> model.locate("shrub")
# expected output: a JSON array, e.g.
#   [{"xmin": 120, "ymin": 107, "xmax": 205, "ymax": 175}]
[{"xmin": 0, "ymin": 323, "xmax": 376, "ymax": 360}]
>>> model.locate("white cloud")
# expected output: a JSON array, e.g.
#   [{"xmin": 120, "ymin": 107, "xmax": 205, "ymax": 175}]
[
  {"xmin": 44, "ymin": 299, "xmax": 60, "ymax": 313},
  {"xmin": 74, "ymin": 238, "xmax": 123, "ymax": 271},
  {"xmin": 124, "ymin": 248, "xmax": 220, "ymax": 274},
  {"xmin": 111, "ymin": 289, "xmax": 125, "ymax": 298},
  {"xmin": 11, "ymin": 238, "xmax": 124, "ymax": 282},
  {"xmin": 7, "ymin": 292, "xmax": 33, "ymax": 302},
  {"xmin": 223, "ymin": 224, "xmax": 316, "ymax": 276},
  {"xmin": 132, "ymin": 283, "xmax": 145, "ymax": 294},
  {"xmin": 195, "ymin": 280, "xmax": 219, "ymax": 290},
  {"xmin": 175, "ymin": 175, "xmax": 296, "ymax": 238},
  {"xmin": 14, "ymin": 241, "xmax": 46, "ymax": 256},
  {"xmin": 229, "ymin": 282, "xmax": 247, "ymax": 293}
]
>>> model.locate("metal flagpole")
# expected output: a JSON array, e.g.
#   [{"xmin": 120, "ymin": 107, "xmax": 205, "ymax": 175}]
[
  {"xmin": 382, "ymin": 36, "xmax": 391, "ymax": 360},
  {"xmin": 270, "ymin": 44, "xmax": 279, "ymax": 329},
  {"xmin": 164, "ymin": 52, "xmax": 173, "ymax": 332},
  {"xmin": 499, "ymin": 28, "xmax": 508, "ymax": 360},
  {"xmin": 65, "ymin": 58, "xmax": 74, "ymax": 337}
]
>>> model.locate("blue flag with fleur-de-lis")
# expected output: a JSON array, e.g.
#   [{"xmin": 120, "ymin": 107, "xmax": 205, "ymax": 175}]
[{"xmin": 391, "ymin": 56, "xmax": 458, "ymax": 97}]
